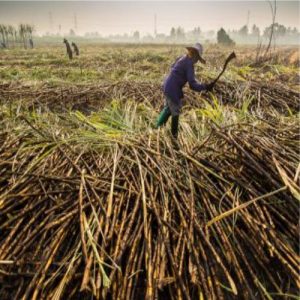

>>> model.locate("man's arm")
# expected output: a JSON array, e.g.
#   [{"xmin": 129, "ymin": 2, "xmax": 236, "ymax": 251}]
[{"xmin": 186, "ymin": 61, "xmax": 207, "ymax": 92}]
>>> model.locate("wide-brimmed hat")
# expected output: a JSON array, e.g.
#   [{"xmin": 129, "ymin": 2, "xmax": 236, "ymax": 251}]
[{"xmin": 186, "ymin": 43, "xmax": 206, "ymax": 64}]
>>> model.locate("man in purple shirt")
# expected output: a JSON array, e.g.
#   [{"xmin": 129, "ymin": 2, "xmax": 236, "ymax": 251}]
[{"xmin": 155, "ymin": 43, "xmax": 214, "ymax": 139}]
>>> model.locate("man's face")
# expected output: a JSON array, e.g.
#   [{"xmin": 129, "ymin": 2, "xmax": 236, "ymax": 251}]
[{"xmin": 191, "ymin": 55, "xmax": 199, "ymax": 64}]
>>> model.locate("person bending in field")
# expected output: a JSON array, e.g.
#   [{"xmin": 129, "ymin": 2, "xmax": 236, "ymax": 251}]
[
  {"xmin": 63, "ymin": 38, "xmax": 73, "ymax": 60},
  {"xmin": 156, "ymin": 43, "xmax": 215, "ymax": 139},
  {"xmin": 72, "ymin": 42, "xmax": 80, "ymax": 56}
]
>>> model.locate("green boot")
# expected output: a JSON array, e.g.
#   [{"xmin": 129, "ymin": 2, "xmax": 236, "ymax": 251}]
[
  {"xmin": 171, "ymin": 115, "xmax": 179, "ymax": 139},
  {"xmin": 155, "ymin": 107, "xmax": 171, "ymax": 128}
]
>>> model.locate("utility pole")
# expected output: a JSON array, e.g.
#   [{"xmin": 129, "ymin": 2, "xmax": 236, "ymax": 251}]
[
  {"xmin": 49, "ymin": 11, "xmax": 53, "ymax": 32},
  {"xmin": 246, "ymin": 10, "xmax": 250, "ymax": 28},
  {"xmin": 154, "ymin": 14, "xmax": 157, "ymax": 37},
  {"xmin": 74, "ymin": 13, "xmax": 78, "ymax": 31}
]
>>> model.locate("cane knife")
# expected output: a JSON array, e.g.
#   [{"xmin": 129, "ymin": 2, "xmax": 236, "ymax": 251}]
[{"xmin": 212, "ymin": 51, "xmax": 236, "ymax": 86}]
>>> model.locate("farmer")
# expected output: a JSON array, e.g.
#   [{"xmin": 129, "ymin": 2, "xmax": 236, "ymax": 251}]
[
  {"xmin": 63, "ymin": 38, "xmax": 73, "ymax": 60},
  {"xmin": 72, "ymin": 42, "xmax": 80, "ymax": 56},
  {"xmin": 156, "ymin": 43, "xmax": 215, "ymax": 139}
]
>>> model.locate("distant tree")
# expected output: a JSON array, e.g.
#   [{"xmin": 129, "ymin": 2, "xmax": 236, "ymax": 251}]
[
  {"xmin": 170, "ymin": 27, "xmax": 176, "ymax": 41},
  {"xmin": 85, "ymin": 31, "xmax": 100, "ymax": 38},
  {"xmin": 263, "ymin": 24, "xmax": 271, "ymax": 37},
  {"xmin": 285, "ymin": 27, "xmax": 299, "ymax": 40},
  {"xmin": 291, "ymin": 27, "xmax": 298, "ymax": 35},
  {"xmin": 176, "ymin": 27, "xmax": 185, "ymax": 41},
  {"xmin": 133, "ymin": 31, "xmax": 140, "ymax": 41},
  {"xmin": 142, "ymin": 34, "xmax": 154, "ymax": 43},
  {"xmin": 252, "ymin": 24, "xmax": 260, "ymax": 37},
  {"xmin": 192, "ymin": 26, "xmax": 201, "ymax": 40},
  {"xmin": 155, "ymin": 33, "xmax": 167, "ymax": 42},
  {"xmin": 286, "ymin": 27, "xmax": 296, "ymax": 36},
  {"xmin": 238, "ymin": 25, "xmax": 249, "ymax": 36},
  {"xmin": 217, "ymin": 28, "xmax": 235, "ymax": 45},
  {"xmin": 69, "ymin": 29, "xmax": 76, "ymax": 37},
  {"xmin": 276, "ymin": 23, "xmax": 287, "ymax": 37},
  {"xmin": 263, "ymin": 23, "xmax": 287, "ymax": 39},
  {"xmin": 206, "ymin": 30, "xmax": 215, "ymax": 39}
]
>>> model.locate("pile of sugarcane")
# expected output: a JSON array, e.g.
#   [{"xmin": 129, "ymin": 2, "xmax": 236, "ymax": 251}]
[
  {"xmin": 0, "ymin": 101, "xmax": 299, "ymax": 299},
  {"xmin": 1, "ymin": 79, "xmax": 298, "ymax": 114}
]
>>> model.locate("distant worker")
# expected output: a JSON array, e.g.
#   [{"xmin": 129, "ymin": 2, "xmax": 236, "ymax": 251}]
[
  {"xmin": 71, "ymin": 42, "xmax": 79, "ymax": 56},
  {"xmin": 155, "ymin": 43, "xmax": 215, "ymax": 140},
  {"xmin": 63, "ymin": 38, "xmax": 73, "ymax": 60},
  {"xmin": 29, "ymin": 38, "xmax": 34, "ymax": 49}
]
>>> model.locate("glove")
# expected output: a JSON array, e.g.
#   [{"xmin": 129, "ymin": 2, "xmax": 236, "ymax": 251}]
[{"xmin": 205, "ymin": 82, "xmax": 215, "ymax": 92}]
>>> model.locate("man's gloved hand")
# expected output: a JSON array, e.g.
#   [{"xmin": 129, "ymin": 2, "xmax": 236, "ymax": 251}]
[{"xmin": 205, "ymin": 82, "xmax": 215, "ymax": 92}]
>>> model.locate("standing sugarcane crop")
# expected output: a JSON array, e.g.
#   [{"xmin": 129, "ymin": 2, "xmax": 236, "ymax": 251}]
[
  {"xmin": 156, "ymin": 43, "xmax": 215, "ymax": 139},
  {"xmin": 29, "ymin": 38, "xmax": 34, "ymax": 49},
  {"xmin": 63, "ymin": 38, "xmax": 73, "ymax": 60},
  {"xmin": 0, "ymin": 25, "xmax": 7, "ymax": 48},
  {"xmin": 71, "ymin": 42, "xmax": 79, "ymax": 56}
]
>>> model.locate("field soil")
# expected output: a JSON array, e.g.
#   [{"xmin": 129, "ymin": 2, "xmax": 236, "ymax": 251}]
[{"xmin": 0, "ymin": 44, "xmax": 299, "ymax": 299}]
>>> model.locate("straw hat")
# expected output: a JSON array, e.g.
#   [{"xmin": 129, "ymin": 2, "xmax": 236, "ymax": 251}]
[{"xmin": 186, "ymin": 43, "xmax": 206, "ymax": 64}]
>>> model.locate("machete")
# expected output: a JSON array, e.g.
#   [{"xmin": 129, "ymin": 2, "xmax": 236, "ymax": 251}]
[{"xmin": 211, "ymin": 51, "xmax": 236, "ymax": 86}]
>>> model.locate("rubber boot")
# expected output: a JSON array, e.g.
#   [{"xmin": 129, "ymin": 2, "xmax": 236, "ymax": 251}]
[
  {"xmin": 171, "ymin": 115, "xmax": 179, "ymax": 139},
  {"xmin": 155, "ymin": 107, "xmax": 171, "ymax": 128}
]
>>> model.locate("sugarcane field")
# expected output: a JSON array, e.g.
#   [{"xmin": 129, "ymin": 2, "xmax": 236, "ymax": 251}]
[{"xmin": 0, "ymin": 1, "xmax": 300, "ymax": 300}]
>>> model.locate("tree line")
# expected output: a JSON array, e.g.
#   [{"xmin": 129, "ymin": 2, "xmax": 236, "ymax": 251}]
[
  {"xmin": 227, "ymin": 23, "xmax": 299, "ymax": 45},
  {"xmin": 101, "ymin": 24, "xmax": 299, "ymax": 45}
]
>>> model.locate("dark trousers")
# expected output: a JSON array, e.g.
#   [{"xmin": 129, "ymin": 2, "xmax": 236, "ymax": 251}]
[{"xmin": 156, "ymin": 97, "xmax": 181, "ymax": 139}]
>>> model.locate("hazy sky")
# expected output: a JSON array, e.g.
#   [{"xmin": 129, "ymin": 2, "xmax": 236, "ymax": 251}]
[{"xmin": 0, "ymin": 1, "xmax": 299, "ymax": 35}]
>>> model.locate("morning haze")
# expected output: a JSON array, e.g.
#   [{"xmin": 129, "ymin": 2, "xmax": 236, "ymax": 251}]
[{"xmin": 0, "ymin": 1, "xmax": 299, "ymax": 37}]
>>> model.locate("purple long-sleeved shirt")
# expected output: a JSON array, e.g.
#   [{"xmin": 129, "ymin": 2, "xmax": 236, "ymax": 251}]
[{"xmin": 163, "ymin": 55, "xmax": 206, "ymax": 102}]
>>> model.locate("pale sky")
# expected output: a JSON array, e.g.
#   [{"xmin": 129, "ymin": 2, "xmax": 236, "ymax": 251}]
[{"xmin": 0, "ymin": 1, "xmax": 299, "ymax": 36}]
